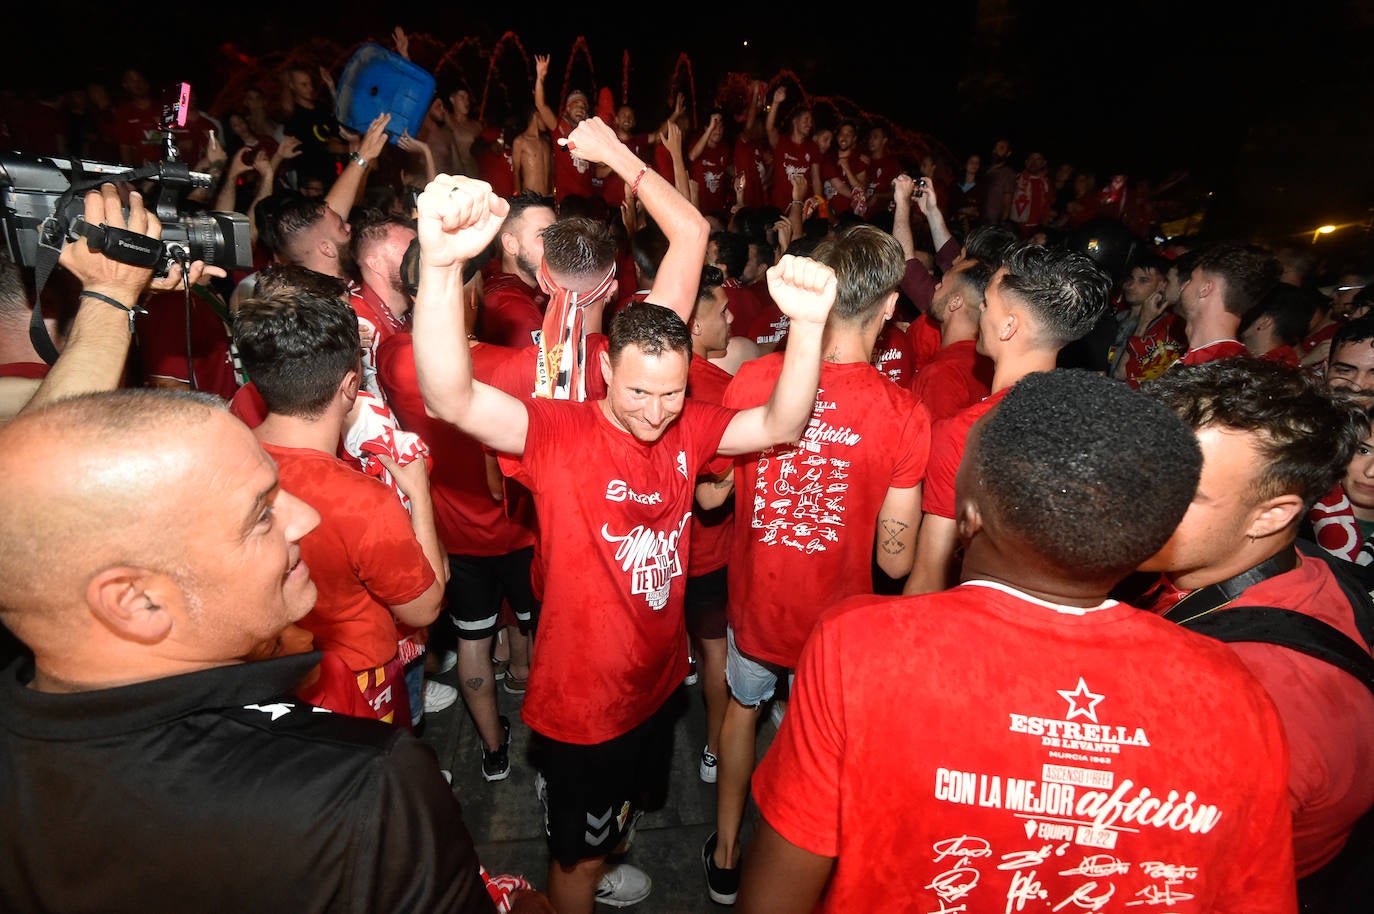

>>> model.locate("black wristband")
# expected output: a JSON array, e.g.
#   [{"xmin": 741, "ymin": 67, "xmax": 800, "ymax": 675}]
[{"xmin": 79, "ymin": 290, "xmax": 148, "ymax": 332}]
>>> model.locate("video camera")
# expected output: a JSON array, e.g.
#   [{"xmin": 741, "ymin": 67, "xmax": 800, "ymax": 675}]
[{"xmin": 0, "ymin": 81, "xmax": 252, "ymax": 279}]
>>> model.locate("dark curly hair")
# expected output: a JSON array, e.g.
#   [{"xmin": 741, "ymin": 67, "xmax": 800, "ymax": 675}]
[
  {"xmin": 1143, "ymin": 357, "xmax": 1367, "ymax": 511},
  {"xmin": 973, "ymin": 369, "xmax": 1203, "ymax": 579}
]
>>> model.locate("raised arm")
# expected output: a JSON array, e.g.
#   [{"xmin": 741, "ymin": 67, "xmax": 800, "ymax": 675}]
[
  {"xmin": 411, "ymin": 176, "xmax": 528, "ymax": 455},
  {"xmin": 533, "ymin": 55, "xmax": 560, "ymax": 133},
  {"xmin": 326, "ymin": 113, "xmax": 390, "ymax": 220},
  {"xmin": 688, "ymin": 112, "xmax": 720, "ymax": 163},
  {"xmin": 913, "ymin": 176, "xmax": 953, "ymax": 254},
  {"xmin": 891, "ymin": 174, "xmax": 919, "ymax": 261},
  {"xmin": 765, "ymin": 85, "xmax": 785, "ymax": 149},
  {"xmin": 562, "ymin": 116, "xmax": 709, "ymax": 322},
  {"xmin": 718, "ymin": 255, "xmax": 835, "ymax": 455}
]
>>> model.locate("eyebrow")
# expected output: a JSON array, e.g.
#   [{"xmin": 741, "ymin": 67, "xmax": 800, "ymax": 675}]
[{"xmin": 240, "ymin": 478, "xmax": 280, "ymax": 538}]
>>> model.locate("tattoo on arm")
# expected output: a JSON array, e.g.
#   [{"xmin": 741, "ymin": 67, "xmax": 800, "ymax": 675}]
[
  {"xmin": 880, "ymin": 518, "xmax": 909, "ymax": 555},
  {"xmin": 464, "ymin": 677, "xmax": 484, "ymax": 692}
]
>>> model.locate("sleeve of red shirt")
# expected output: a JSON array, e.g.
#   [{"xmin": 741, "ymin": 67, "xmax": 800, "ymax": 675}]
[
  {"xmin": 891, "ymin": 399, "xmax": 932, "ymax": 488},
  {"xmin": 921, "ymin": 414, "xmax": 968, "ymax": 519}
]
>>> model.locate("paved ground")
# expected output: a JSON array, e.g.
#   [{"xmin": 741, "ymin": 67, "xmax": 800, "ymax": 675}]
[{"xmin": 419, "ymin": 664, "xmax": 779, "ymax": 912}]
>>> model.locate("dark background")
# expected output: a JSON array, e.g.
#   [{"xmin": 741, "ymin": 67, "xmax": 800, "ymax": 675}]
[{"xmin": 4, "ymin": 1, "xmax": 1373, "ymax": 258}]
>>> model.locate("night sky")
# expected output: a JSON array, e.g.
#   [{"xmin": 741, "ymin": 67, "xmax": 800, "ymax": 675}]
[{"xmin": 4, "ymin": 2, "xmax": 1373, "ymax": 251}]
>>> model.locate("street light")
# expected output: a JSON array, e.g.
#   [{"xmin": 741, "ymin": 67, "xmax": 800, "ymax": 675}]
[{"xmin": 1313, "ymin": 224, "xmax": 1337, "ymax": 243}]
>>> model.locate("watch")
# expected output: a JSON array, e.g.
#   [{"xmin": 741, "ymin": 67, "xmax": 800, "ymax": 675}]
[{"xmin": 349, "ymin": 152, "xmax": 369, "ymax": 169}]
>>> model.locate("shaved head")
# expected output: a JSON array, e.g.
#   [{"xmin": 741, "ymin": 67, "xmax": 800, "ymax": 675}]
[{"xmin": 0, "ymin": 390, "xmax": 320, "ymax": 688}]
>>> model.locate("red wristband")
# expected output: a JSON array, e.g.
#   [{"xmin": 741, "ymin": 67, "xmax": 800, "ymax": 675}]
[{"xmin": 631, "ymin": 165, "xmax": 649, "ymax": 196}]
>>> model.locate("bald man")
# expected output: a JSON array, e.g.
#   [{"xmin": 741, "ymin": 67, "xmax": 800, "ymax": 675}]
[{"xmin": 0, "ymin": 391, "xmax": 495, "ymax": 914}]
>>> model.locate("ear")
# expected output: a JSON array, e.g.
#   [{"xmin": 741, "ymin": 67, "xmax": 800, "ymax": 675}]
[
  {"xmin": 86, "ymin": 566, "xmax": 175, "ymax": 645},
  {"xmin": 341, "ymin": 369, "xmax": 361, "ymax": 401},
  {"xmin": 997, "ymin": 310, "xmax": 1020, "ymax": 342},
  {"xmin": 599, "ymin": 349, "xmax": 613, "ymax": 387},
  {"xmin": 956, "ymin": 494, "xmax": 984, "ymax": 545},
  {"xmin": 1254, "ymin": 315, "xmax": 1274, "ymax": 331},
  {"xmin": 500, "ymin": 231, "xmax": 519, "ymax": 258},
  {"xmin": 945, "ymin": 293, "xmax": 964, "ymax": 316},
  {"xmin": 319, "ymin": 237, "xmax": 336, "ymax": 260},
  {"xmin": 881, "ymin": 290, "xmax": 898, "ymax": 322},
  {"xmin": 1247, "ymin": 493, "xmax": 1304, "ymax": 540},
  {"xmin": 691, "ymin": 317, "xmax": 703, "ymax": 337}
]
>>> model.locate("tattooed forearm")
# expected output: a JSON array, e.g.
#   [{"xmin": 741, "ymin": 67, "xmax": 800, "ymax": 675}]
[{"xmin": 464, "ymin": 677, "xmax": 484, "ymax": 692}]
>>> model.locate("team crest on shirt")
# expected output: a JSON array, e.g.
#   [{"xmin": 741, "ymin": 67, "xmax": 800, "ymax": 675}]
[
  {"xmin": 676, "ymin": 450, "xmax": 689, "ymax": 480},
  {"xmin": 601, "ymin": 512, "xmax": 690, "ymax": 610}
]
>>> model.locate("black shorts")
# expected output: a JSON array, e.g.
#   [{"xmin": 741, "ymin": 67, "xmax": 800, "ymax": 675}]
[
  {"xmin": 532, "ymin": 699, "xmax": 677, "ymax": 866},
  {"xmin": 444, "ymin": 547, "xmax": 539, "ymax": 640},
  {"xmin": 685, "ymin": 566, "xmax": 728, "ymax": 640}
]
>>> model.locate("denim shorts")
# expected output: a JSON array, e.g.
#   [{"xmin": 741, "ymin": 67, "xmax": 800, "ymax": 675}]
[{"xmin": 725, "ymin": 627, "xmax": 791, "ymax": 707}]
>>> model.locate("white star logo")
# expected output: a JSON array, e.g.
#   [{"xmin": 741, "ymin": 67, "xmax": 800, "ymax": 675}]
[
  {"xmin": 1057, "ymin": 678, "xmax": 1105, "ymax": 723},
  {"xmin": 244, "ymin": 702, "xmax": 293, "ymax": 721}
]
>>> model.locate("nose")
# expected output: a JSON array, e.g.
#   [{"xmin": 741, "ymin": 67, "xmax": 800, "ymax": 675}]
[
  {"xmin": 725, "ymin": 308, "xmax": 734, "ymax": 325},
  {"xmin": 281, "ymin": 489, "xmax": 322, "ymax": 541},
  {"xmin": 643, "ymin": 399, "xmax": 665, "ymax": 427}
]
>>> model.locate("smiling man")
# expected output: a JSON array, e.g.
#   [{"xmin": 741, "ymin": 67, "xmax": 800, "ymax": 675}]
[
  {"xmin": 412, "ymin": 173, "xmax": 835, "ymax": 914},
  {"xmin": 0, "ymin": 390, "xmax": 494, "ymax": 914}
]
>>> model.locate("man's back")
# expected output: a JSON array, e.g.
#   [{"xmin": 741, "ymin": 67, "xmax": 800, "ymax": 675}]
[
  {"xmin": 724, "ymin": 353, "xmax": 930, "ymax": 668},
  {"xmin": 261, "ymin": 444, "xmax": 434, "ymax": 675},
  {"xmin": 0, "ymin": 653, "xmax": 493, "ymax": 914},
  {"xmin": 753, "ymin": 584, "xmax": 1296, "ymax": 913}
]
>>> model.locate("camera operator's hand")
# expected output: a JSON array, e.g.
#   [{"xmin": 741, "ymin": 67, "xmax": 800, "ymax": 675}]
[{"xmin": 59, "ymin": 184, "xmax": 161, "ymax": 305}]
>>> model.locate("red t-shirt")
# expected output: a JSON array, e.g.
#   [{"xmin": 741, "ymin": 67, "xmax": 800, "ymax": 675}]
[
  {"xmin": 1299, "ymin": 321, "xmax": 1339, "ymax": 357},
  {"xmin": 1263, "ymin": 344, "xmax": 1300, "ymax": 368},
  {"xmin": 349, "ymin": 283, "xmax": 405, "ymax": 354},
  {"xmin": 754, "ymin": 581, "xmax": 1296, "ymax": 914},
  {"xmin": 770, "ymin": 135, "xmax": 818, "ymax": 211},
  {"xmin": 911, "ymin": 339, "xmax": 995, "ymax": 421},
  {"xmin": 866, "ymin": 154, "xmax": 902, "ymax": 210},
  {"xmin": 923, "ymin": 387, "xmax": 1012, "ymax": 520},
  {"xmin": 1177, "ymin": 339, "xmax": 1248, "ymax": 366},
  {"xmin": 1115, "ymin": 311, "xmax": 1187, "ymax": 387},
  {"xmin": 817, "ymin": 152, "xmax": 851, "ymax": 216},
  {"xmin": 261, "ymin": 443, "xmax": 435, "ymax": 673},
  {"xmin": 737, "ymin": 299, "xmax": 789, "ymax": 349},
  {"xmin": 722, "ymin": 281, "xmax": 765, "ymax": 333},
  {"xmin": 112, "ymin": 100, "xmax": 162, "ymax": 163},
  {"xmin": 906, "ymin": 313, "xmax": 944, "ymax": 372},
  {"xmin": 733, "ymin": 136, "xmax": 769, "ymax": 209},
  {"xmin": 687, "ymin": 356, "xmax": 736, "ymax": 577},
  {"xmin": 500, "ymin": 398, "xmax": 736, "ymax": 744},
  {"xmin": 724, "ymin": 355, "xmax": 930, "ymax": 667},
  {"xmin": 229, "ymin": 381, "xmax": 268, "ymax": 428},
  {"xmin": 871, "ymin": 322, "xmax": 916, "ymax": 388},
  {"xmin": 551, "ymin": 120, "xmax": 595, "ymax": 202},
  {"xmin": 477, "ymin": 139, "xmax": 515, "ymax": 198},
  {"xmin": 139, "ymin": 291, "xmax": 239, "ymax": 400},
  {"xmin": 1223, "ymin": 556, "xmax": 1374, "ymax": 876},
  {"xmin": 480, "ymin": 271, "xmax": 548, "ymax": 349},
  {"xmin": 692, "ymin": 141, "xmax": 733, "ymax": 215},
  {"xmin": 0, "ymin": 362, "xmax": 48, "ymax": 379},
  {"xmin": 377, "ymin": 335, "xmax": 534, "ymax": 557}
]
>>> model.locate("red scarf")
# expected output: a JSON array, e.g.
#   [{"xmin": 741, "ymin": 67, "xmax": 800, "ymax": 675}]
[{"xmin": 535, "ymin": 260, "xmax": 616, "ymax": 401}]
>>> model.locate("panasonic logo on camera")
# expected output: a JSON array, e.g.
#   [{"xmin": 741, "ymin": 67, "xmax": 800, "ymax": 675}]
[{"xmin": 605, "ymin": 479, "xmax": 662, "ymax": 505}]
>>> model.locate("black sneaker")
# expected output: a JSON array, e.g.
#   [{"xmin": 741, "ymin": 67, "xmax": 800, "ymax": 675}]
[
  {"xmin": 482, "ymin": 716, "xmax": 511, "ymax": 782},
  {"xmin": 702, "ymin": 831, "xmax": 739, "ymax": 905}
]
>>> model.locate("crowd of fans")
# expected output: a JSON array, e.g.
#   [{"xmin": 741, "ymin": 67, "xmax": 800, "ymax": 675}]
[{"xmin": 2, "ymin": 24, "xmax": 1373, "ymax": 914}]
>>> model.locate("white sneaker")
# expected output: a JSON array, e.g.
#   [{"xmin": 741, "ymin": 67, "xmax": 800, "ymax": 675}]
[
  {"xmin": 433, "ymin": 649, "xmax": 457, "ymax": 675},
  {"xmin": 699, "ymin": 747, "xmax": 718, "ymax": 784},
  {"xmin": 423, "ymin": 680, "xmax": 458, "ymax": 713},
  {"xmin": 595, "ymin": 863, "xmax": 652, "ymax": 907}
]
